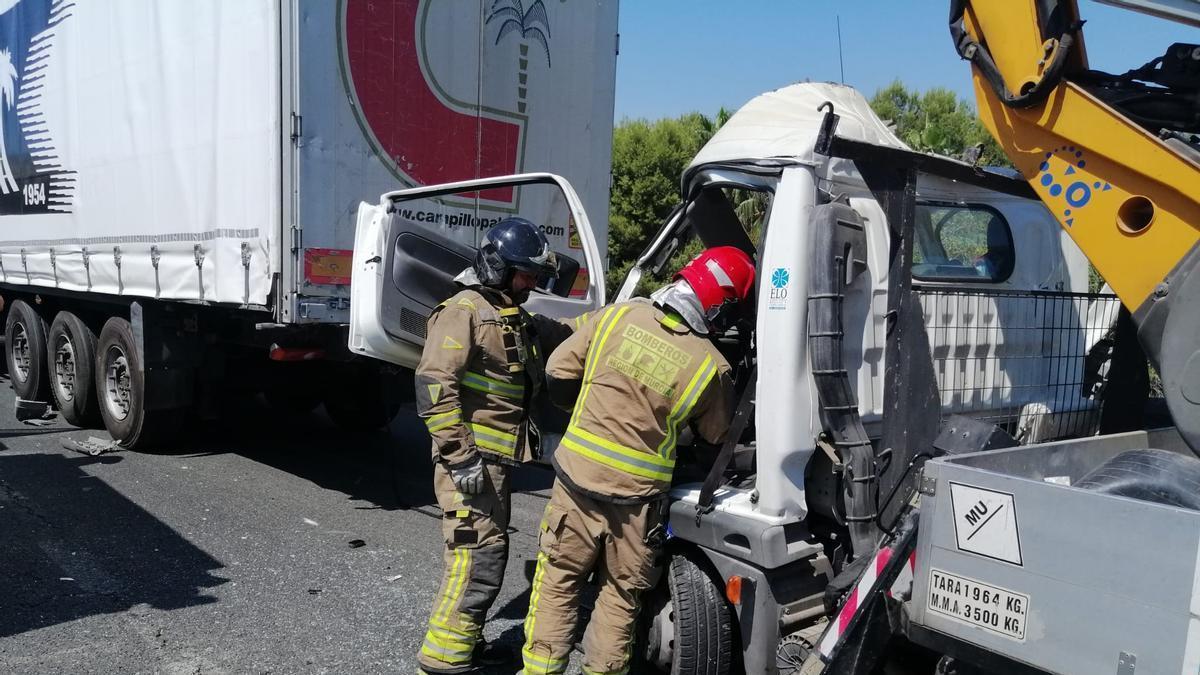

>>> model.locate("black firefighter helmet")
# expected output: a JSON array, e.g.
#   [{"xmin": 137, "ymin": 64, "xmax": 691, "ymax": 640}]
[{"xmin": 474, "ymin": 217, "xmax": 558, "ymax": 288}]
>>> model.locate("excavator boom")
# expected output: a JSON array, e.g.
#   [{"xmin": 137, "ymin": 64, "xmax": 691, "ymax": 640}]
[{"xmin": 953, "ymin": 0, "xmax": 1200, "ymax": 451}]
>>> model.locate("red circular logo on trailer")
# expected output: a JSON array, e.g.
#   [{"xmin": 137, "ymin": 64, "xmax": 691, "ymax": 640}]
[{"xmin": 340, "ymin": 0, "xmax": 522, "ymax": 202}]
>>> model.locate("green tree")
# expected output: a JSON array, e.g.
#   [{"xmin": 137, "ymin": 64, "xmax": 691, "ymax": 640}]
[
  {"xmin": 869, "ymin": 80, "xmax": 1009, "ymax": 167},
  {"xmin": 606, "ymin": 111, "xmax": 725, "ymax": 292}
]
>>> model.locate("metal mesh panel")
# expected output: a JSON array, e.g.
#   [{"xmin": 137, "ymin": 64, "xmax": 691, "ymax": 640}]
[
  {"xmin": 400, "ymin": 307, "xmax": 428, "ymax": 339},
  {"xmin": 915, "ymin": 286, "xmax": 1123, "ymax": 443}
]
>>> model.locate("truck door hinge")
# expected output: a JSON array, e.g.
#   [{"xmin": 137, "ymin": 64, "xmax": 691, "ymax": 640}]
[
  {"xmin": 919, "ymin": 472, "xmax": 937, "ymax": 496},
  {"xmin": 290, "ymin": 226, "xmax": 302, "ymax": 253},
  {"xmin": 290, "ymin": 112, "xmax": 303, "ymax": 143}
]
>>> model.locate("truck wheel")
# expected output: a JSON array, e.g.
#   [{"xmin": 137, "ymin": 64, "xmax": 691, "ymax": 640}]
[
  {"xmin": 664, "ymin": 553, "xmax": 734, "ymax": 675},
  {"xmin": 95, "ymin": 317, "xmax": 180, "ymax": 449},
  {"xmin": 6, "ymin": 299, "xmax": 49, "ymax": 401},
  {"xmin": 47, "ymin": 312, "xmax": 100, "ymax": 427},
  {"xmin": 322, "ymin": 365, "xmax": 406, "ymax": 432}
]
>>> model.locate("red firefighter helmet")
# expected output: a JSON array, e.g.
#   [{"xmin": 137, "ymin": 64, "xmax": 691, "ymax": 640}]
[{"xmin": 676, "ymin": 246, "xmax": 756, "ymax": 328}]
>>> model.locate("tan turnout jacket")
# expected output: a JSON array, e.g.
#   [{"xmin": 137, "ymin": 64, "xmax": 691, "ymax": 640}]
[
  {"xmin": 415, "ymin": 285, "xmax": 572, "ymax": 467},
  {"xmin": 546, "ymin": 299, "xmax": 734, "ymax": 499}
]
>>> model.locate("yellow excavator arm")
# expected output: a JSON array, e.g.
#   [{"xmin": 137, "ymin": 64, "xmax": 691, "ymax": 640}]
[{"xmin": 952, "ymin": 0, "xmax": 1200, "ymax": 450}]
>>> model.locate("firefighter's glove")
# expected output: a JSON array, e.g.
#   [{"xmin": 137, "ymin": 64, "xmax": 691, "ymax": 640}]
[{"xmin": 450, "ymin": 456, "xmax": 486, "ymax": 495}]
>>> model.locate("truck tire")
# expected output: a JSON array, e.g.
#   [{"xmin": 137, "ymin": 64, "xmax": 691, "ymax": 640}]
[
  {"xmin": 48, "ymin": 312, "xmax": 101, "ymax": 427},
  {"xmin": 666, "ymin": 553, "xmax": 734, "ymax": 675},
  {"xmin": 322, "ymin": 365, "xmax": 406, "ymax": 432},
  {"xmin": 1077, "ymin": 448, "xmax": 1200, "ymax": 510},
  {"xmin": 95, "ymin": 317, "xmax": 181, "ymax": 449},
  {"xmin": 6, "ymin": 299, "xmax": 49, "ymax": 401}
]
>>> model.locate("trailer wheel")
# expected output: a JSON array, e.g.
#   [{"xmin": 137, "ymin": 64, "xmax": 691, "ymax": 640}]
[
  {"xmin": 657, "ymin": 553, "xmax": 734, "ymax": 675},
  {"xmin": 6, "ymin": 299, "xmax": 49, "ymax": 401},
  {"xmin": 322, "ymin": 364, "xmax": 406, "ymax": 432},
  {"xmin": 95, "ymin": 317, "xmax": 180, "ymax": 449},
  {"xmin": 47, "ymin": 311, "xmax": 100, "ymax": 427}
]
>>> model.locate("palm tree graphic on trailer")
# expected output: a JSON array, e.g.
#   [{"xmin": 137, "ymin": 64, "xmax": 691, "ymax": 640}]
[
  {"xmin": 486, "ymin": 0, "xmax": 551, "ymax": 115},
  {"xmin": 0, "ymin": 47, "xmax": 17, "ymax": 194},
  {"xmin": 486, "ymin": 0, "xmax": 551, "ymax": 66}
]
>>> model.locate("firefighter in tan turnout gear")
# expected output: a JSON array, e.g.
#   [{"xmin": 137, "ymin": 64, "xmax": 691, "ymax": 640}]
[
  {"xmin": 521, "ymin": 246, "xmax": 756, "ymax": 675},
  {"xmin": 415, "ymin": 217, "xmax": 574, "ymax": 675}
]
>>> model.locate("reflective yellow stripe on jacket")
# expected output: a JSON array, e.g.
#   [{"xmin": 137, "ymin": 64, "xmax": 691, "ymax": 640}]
[
  {"xmin": 563, "ymin": 335, "xmax": 718, "ymax": 482},
  {"xmin": 656, "ymin": 354, "xmax": 717, "ymax": 458},
  {"xmin": 570, "ymin": 306, "xmax": 630, "ymax": 427},
  {"xmin": 470, "ymin": 422, "xmax": 518, "ymax": 457},
  {"xmin": 561, "ymin": 425, "xmax": 675, "ymax": 482},
  {"xmin": 462, "ymin": 371, "xmax": 524, "ymax": 399},
  {"xmin": 425, "ymin": 408, "xmax": 462, "ymax": 433}
]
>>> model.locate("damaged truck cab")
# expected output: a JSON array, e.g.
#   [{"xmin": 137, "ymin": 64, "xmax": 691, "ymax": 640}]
[
  {"xmin": 349, "ymin": 82, "xmax": 1124, "ymax": 674},
  {"xmin": 613, "ymin": 83, "xmax": 1122, "ymax": 674}
]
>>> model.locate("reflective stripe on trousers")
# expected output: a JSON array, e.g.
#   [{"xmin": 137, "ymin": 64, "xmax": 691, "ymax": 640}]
[
  {"xmin": 421, "ymin": 548, "xmax": 475, "ymax": 665},
  {"xmin": 522, "ymin": 551, "xmax": 569, "ymax": 675},
  {"xmin": 521, "ymin": 481, "xmax": 660, "ymax": 675}
]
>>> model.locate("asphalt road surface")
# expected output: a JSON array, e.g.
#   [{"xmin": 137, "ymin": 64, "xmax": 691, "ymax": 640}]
[
  {"xmin": 0, "ymin": 380, "xmax": 561, "ymax": 674},
  {"xmin": 0, "ymin": 379, "xmax": 938, "ymax": 674}
]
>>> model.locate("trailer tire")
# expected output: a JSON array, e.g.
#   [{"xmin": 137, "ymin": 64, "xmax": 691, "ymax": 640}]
[
  {"xmin": 95, "ymin": 317, "xmax": 181, "ymax": 449},
  {"xmin": 6, "ymin": 299, "xmax": 49, "ymax": 402},
  {"xmin": 666, "ymin": 553, "xmax": 734, "ymax": 675},
  {"xmin": 47, "ymin": 311, "xmax": 100, "ymax": 427}
]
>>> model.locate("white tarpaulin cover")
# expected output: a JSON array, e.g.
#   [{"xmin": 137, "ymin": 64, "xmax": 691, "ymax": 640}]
[
  {"xmin": 689, "ymin": 82, "xmax": 909, "ymax": 172},
  {"xmin": 0, "ymin": 0, "xmax": 279, "ymax": 305}
]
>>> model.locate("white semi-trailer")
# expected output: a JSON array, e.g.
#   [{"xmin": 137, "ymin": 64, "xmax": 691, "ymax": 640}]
[{"xmin": 0, "ymin": 0, "xmax": 617, "ymax": 446}]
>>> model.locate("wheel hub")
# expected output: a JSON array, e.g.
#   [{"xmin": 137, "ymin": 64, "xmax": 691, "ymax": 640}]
[
  {"xmin": 103, "ymin": 345, "xmax": 132, "ymax": 422},
  {"xmin": 777, "ymin": 623, "xmax": 826, "ymax": 675},
  {"xmin": 52, "ymin": 334, "xmax": 77, "ymax": 403},
  {"xmin": 10, "ymin": 321, "xmax": 30, "ymax": 383},
  {"xmin": 644, "ymin": 594, "xmax": 675, "ymax": 671}
]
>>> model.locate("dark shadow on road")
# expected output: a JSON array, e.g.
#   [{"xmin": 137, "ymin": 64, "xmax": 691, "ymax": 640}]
[
  {"xmin": 0, "ymin": 427, "xmax": 72, "ymax": 437},
  {"xmin": 0, "ymin": 452, "xmax": 228, "ymax": 638},
  {"xmin": 180, "ymin": 396, "xmax": 555, "ymax": 514},
  {"xmin": 0, "ymin": 425, "xmax": 78, "ymax": 454}
]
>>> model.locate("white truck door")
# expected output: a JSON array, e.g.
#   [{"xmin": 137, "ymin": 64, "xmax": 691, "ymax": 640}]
[{"xmin": 348, "ymin": 173, "xmax": 605, "ymax": 368}]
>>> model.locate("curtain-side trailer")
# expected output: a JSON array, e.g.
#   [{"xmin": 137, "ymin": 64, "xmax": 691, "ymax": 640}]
[{"xmin": 0, "ymin": 0, "xmax": 617, "ymax": 447}]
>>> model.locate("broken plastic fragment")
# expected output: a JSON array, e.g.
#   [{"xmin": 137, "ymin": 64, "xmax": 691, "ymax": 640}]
[{"xmin": 62, "ymin": 436, "xmax": 120, "ymax": 456}]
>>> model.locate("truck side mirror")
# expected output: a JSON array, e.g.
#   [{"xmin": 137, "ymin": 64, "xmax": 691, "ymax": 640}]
[{"xmin": 544, "ymin": 253, "xmax": 580, "ymax": 298}]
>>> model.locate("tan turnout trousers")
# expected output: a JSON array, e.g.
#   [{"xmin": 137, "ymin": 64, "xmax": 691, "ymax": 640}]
[
  {"xmin": 522, "ymin": 480, "xmax": 664, "ymax": 675},
  {"xmin": 416, "ymin": 282, "xmax": 573, "ymax": 673},
  {"xmin": 419, "ymin": 460, "xmax": 511, "ymax": 671}
]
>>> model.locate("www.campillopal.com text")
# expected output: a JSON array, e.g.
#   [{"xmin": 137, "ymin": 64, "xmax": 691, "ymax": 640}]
[{"xmin": 396, "ymin": 207, "xmax": 566, "ymax": 237}]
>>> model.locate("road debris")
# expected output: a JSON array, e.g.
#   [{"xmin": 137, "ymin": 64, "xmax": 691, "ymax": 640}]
[
  {"xmin": 15, "ymin": 398, "xmax": 55, "ymax": 424},
  {"xmin": 62, "ymin": 436, "xmax": 121, "ymax": 456}
]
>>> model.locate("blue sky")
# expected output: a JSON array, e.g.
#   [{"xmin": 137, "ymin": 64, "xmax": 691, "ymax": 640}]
[{"xmin": 614, "ymin": 1, "xmax": 1197, "ymax": 121}]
